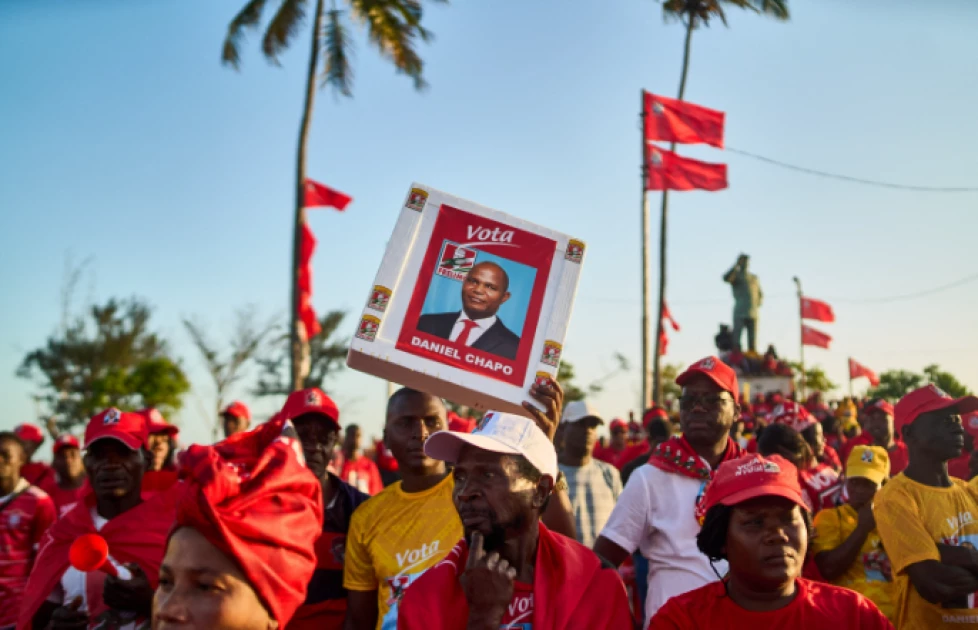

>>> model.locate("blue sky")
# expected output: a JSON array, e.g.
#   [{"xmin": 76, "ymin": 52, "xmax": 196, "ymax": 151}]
[{"xmin": 2, "ymin": 0, "xmax": 976, "ymax": 454}]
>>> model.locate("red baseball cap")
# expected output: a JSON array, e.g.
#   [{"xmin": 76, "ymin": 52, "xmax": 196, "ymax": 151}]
[
  {"xmin": 769, "ymin": 401, "xmax": 815, "ymax": 433},
  {"xmin": 895, "ymin": 385, "xmax": 978, "ymax": 435},
  {"xmin": 868, "ymin": 399, "xmax": 895, "ymax": 417},
  {"xmin": 222, "ymin": 401, "xmax": 251, "ymax": 422},
  {"xmin": 84, "ymin": 408, "xmax": 149, "ymax": 451},
  {"xmin": 676, "ymin": 356, "xmax": 740, "ymax": 403},
  {"xmin": 609, "ymin": 419, "xmax": 628, "ymax": 432},
  {"xmin": 278, "ymin": 388, "xmax": 341, "ymax": 430},
  {"xmin": 701, "ymin": 454, "xmax": 808, "ymax": 514},
  {"xmin": 14, "ymin": 423, "xmax": 45, "ymax": 445},
  {"xmin": 138, "ymin": 408, "xmax": 179, "ymax": 438},
  {"xmin": 53, "ymin": 434, "xmax": 80, "ymax": 454},
  {"xmin": 643, "ymin": 407, "xmax": 669, "ymax": 429}
]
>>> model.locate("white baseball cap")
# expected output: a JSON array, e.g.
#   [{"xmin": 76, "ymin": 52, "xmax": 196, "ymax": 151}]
[
  {"xmin": 424, "ymin": 411, "xmax": 558, "ymax": 479},
  {"xmin": 560, "ymin": 400, "xmax": 604, "ymax": 425}
]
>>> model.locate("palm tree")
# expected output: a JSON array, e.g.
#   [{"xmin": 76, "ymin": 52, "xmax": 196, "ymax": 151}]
[
  {"xmin": 222, "ymin": 0, "xmax": 445, "ymax": 391},
  {"xmin": 648, "ymin": 0, "xmax": 788, "ymax": 405}
]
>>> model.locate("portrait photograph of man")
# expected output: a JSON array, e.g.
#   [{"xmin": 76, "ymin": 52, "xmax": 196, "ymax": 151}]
[{"xmin": 417, "ymin": 259, "xmax": 527, "ymax": 361}]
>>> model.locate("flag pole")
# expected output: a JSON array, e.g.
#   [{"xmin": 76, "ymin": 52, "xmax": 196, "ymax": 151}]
[
  {"xmin": 848, "ymin": 358, "xmax": 854, "ymax": 398},
  {"xmin": 793, "ymin": 277, "xmax": 805, "ymax": 399},
  {"xmin": 640, "ymin": 91, "xmax": 653, "ymax": 409}
]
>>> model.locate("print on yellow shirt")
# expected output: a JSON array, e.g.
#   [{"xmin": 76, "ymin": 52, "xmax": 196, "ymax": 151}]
[{"xmin": 343, "ymin": 474, "xmax": 463, "ymax": 630}]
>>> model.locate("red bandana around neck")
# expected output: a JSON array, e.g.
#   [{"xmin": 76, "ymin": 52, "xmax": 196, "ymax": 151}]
[{"xmin": 648, "ymin": 435, "xmax": 745, "ymax": 481}]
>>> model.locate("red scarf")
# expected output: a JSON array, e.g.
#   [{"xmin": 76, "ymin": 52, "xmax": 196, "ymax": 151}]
[
  {"xmin": 17, "ymin": 485, "xmax": 180, "ymax": 629},
  {"xmin": 397, "ymin": 523, "xmax": 632, "ymax": 630},
  {"xmin": 648, "ymin": 436, "xmax": 745, "ymax": 481}
]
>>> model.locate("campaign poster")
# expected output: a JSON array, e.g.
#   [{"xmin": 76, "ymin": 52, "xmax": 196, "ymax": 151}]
[{"xmin": 396, "ymin": 204, "xmax": 555, "ymax": 386}]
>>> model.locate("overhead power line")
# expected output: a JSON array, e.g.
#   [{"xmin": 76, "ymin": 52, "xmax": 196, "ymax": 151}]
[{"xmin": 727, "ymin": 147, "xmax": 978, "ymax": 193}]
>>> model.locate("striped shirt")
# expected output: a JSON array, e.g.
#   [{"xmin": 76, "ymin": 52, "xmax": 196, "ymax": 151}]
[{"xmin": 558, "ymin": 460, "xmax": 622, "ymax": 548}]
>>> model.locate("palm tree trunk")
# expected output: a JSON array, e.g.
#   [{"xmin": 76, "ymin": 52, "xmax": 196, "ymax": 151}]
[
  {"xmin": 290, "ymin": 0, "xmax": 326, "ymax": 392},
  {"xmin": 651, "ymin": 13, "xmax": 695, "ymax": 404}
]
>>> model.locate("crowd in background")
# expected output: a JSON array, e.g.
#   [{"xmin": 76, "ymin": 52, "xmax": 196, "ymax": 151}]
[{"xmin": 2, "ymin": 356, "xmax": 978, "ymax": 629}]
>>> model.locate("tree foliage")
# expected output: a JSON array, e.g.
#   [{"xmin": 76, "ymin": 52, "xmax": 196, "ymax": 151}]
[
  {"xmin": 787, "ymin": 362, "xmax": 838, "ymax": 395},
  {"xmin": 222, "ymin": 0, "xmax": 446, "ymax": 96},
  {"xmin": 254, "ymin": 310, "xmax": 349, "ymax": 396},
  {"xmin": 868, "ymin": 365, "xmax": 973, "ymax": 401},
  {"xmin": 17, "ymin": 298, "xmax": 190, "ymax": 433},
  {"xmin": 661, "ymin": 0, "xmax": 789, "ymax": 26},
  {"xmin": 183, "ymin": 306, "xmax": 277, "ymax": 439}
]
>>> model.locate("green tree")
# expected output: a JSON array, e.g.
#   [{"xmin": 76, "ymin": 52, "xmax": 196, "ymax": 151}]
[
  {"xmin": 787, "ymin": 362, "xmax": 837, "ymax": 395},
  {"xmin": 183, "ymin": 306, "xmax": 277, "ymax": 439},
  {"xmin": 17, "ymin": 298, "xmax": 190, "ymax": 433},
  {"xmin": 254, "ymin": 310, "xmax": 349, "ymax": 396},
  {"xmin": 222, "ymin": 0, "xmax": 446, "ymax": 392},
  {"xmin": 650, "ymin": 0, "xmax": 789, "ymax": 404},
  {"xmin": 557, "ymin": 360, "xmax": 587, "ymax": 403},
  {"xmin": 867, "ymin": 365, "xmax": 972, "ymax": 401}
]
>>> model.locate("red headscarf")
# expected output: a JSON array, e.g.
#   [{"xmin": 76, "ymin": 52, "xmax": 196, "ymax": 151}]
[{"xmin": 174, "ymin": 418, "xmax": 324, "ymax": 626}]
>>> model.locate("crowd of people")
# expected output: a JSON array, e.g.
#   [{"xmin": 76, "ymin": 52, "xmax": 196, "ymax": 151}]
[{"xmin": 2, "ymin": 355, "xmax": 977, "ymax": 629}]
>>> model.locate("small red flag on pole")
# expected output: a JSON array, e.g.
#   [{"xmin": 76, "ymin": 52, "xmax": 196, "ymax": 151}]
[
  {"xmin": 645, "ymin": 145, "xmax": 727, "ymax": 192},
  {"xmin": 801, "ymin": 325, "xmax": 832, "ymax": 349},
  {"xmin": 643, "ymin": 92, "xmax": 725, "ymax": 149},
  {"xmin": 849, "ymin": 358, "xmax": 880, "ymax": 386},
  {"xmin": 801, "ymin": 296, "xmax": 835, "ymax": 323},
  {"xmin": 304, "ymin": 179, "xmax": 352, "ymax": 211}
]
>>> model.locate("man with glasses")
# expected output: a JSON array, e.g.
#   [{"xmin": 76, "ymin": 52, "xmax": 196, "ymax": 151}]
[
  {"xmin": 593, "ymin": 356, "xmax": 744, "ymax": 627},
  {"xmin": 874, "ymin": 385, "xmax": 978, "ymax": 629}
]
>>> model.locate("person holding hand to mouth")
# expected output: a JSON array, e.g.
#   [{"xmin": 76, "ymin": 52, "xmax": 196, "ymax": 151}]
[{"xmin": 648, "ymin": 453, "xmax": 892, "ymax": 629}]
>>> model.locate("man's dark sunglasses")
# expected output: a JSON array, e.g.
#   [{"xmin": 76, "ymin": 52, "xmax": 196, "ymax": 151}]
[{"xmin": 679, "ymin": 393, "xmax": 734, "ymax": 411}]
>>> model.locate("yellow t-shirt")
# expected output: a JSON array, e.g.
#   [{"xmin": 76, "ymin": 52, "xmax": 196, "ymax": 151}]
[
  {"xmin": 812, "ymin": 503, "xmax": 896, "ymax": 622},
  {"xmin": 343, "ymin": 473, "xmax": 462, "ymax": 630},
  {"xmin": 874, "ymin": 473, "xmax": 978, "ymax": 628}
]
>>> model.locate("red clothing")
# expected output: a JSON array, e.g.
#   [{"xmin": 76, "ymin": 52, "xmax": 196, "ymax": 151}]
[
  {"xmin": 841, "ymin": 437, "xmax": 908, "ymax": 477},
  {"xmin": 820, "ymin": 445, "xmax": 842, "ymax": 472},
  {"xmin": 839, "ymin": 433, "xmax": 873, "ymax": 464},
  {"xmin": 19, "ymin": 463, "xmax": 55, "ymax": 490},
  {"xmin": 595, "ymin": 443, "xmax": 646, "ymax": 470},
  {"xmin": 17, "ymin": 485, "xmax": 180, "ymax": 629},
  {"xmin": 37, "ymin": 477, "xmax": 86, "ymax": 518},
  {"xmin": 648, "ymin": 577, "xmax": 893, "ymax": 629},
  {"xmin": 745, "ymin": 437, "xmax": 758, "ymax": 454},
  {"xmin": 0, "ymin": 484, "xmax": 56, "ymax": 627},
  {"xmin": 949, "ymin": 451, "xmax": 973, "ymax": 480},
  {"xmin": 799, "ymin": 463, "xmax": 841, "ymax": 514},
  {"xmin": 397, "ymin": 523, "xmax": 632, "ymax": 630},
  {"xmin": 339, "ymin": 455, "xmax": 383, "ymax": 496}
]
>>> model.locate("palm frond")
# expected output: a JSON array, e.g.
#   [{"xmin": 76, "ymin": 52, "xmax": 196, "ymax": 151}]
[
  {"xmin": 222, "ymin": 0, "xmax": 271, "ymax": 69},
  {"xmin": 261, "ymin": 0, "xmax": 309, "ymax": 65},
  {"xmin": 349, "ymin": 0, "xmax": 431, "ymax": 90},
  {"xmin": 660, "ymin": 0, "xmax": 788, "ymax": 27},
  {"xmin": 755, "ymin": 0, "xmax": 789, "ymax": 20},
  {"xmin": 321, "ymin": 9, "xmax": 355, "ymax": 97}
]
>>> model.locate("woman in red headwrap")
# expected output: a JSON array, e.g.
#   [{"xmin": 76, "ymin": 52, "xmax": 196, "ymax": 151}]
[{"xmin": 152, "ymin": 418, "xmax": 323, "ymax": 629}]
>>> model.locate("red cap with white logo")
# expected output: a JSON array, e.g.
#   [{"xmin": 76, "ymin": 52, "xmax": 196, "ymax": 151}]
[
  {"xmin": 676, "ymin": 356, "xmax": 740, "ymax": 403},
  {"xmin": 278, "ymin": 388, "xmax": 341, "ymax": 431},
  {"xmin": 701, "ymin": 454, "xmax": 808, "ymax": 514},
  {"xmin": 84, "ymin": 408, "xmax": 149, "ymax": 451},
  {"xmin": 53, "ymin": 434, "xmax": 80, "ymax": 454}
]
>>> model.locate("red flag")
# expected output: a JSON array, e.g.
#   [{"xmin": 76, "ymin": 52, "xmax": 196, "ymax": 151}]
[
  {"xmin": 663, "ymin": 301, "xmax": 680, "ymax": 332},
  {"xmin": 801, "ymin": 296, "xmax": 835, "ymax": 323},
  {"xmin": 298, "ymin": 222, "xmax": 320, "ymax": 338},
  {"xmin": 659, "ymin": 327, "xmax": 669, "ymax": 356},
  {"xmin": 645, "ymin": 145, "xmax": 727, "ymax": 192},
  {"xmin": 304, "ymin": 179, "xmax": 352, "ymax": 210},
  {"xmin": 849, "ymin": 358, "xmax": 880, "ymax": 386},
  {"xmin": 643, "ymin": 92, "xmax": 725, "ymax": 148},
  {"xmin": 801, "ymin": 325, "xmax": 832, "ymax": 349}
]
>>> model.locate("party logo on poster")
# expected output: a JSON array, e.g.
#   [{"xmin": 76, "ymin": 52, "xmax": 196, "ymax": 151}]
[
  {"xmin": 356, "ymin": 315, "xmax": 381, "ymax": 342},
  {"xmin": 406, "ymin": 188, "xmax": 429, "ymax": 212},
  {"xmin": 368, "ymin": 285, "xmax": 392, "ymax": 312},
  {"xmin": 565, "ymin": 239, "xmax": 585, "ymax": 264},
  {"xmin": 435, "ymin": 242, "xmax": 476, "ymax": 281},
  {"xmin": 534, "ymin": 372, "xmax": 554, "ymax": 388},
  {"xmin": 541, "ymin": 341, "xmax": 562, "ymax": 367}
]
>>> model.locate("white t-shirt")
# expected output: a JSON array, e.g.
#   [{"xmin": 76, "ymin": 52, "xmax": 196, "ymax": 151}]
[
  {"xmin": 47, "ymin": 507, "xmax": 134, "ymax": 628},
  {"xmin": 598, "ymin": 464, "xmax": 727, "ymax": 627}
]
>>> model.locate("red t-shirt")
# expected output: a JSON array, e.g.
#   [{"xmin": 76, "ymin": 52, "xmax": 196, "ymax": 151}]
[
  {"xmin": 19, "ymin": 462, "xmax": 55, "ymax": 489},
  {"xmin": 840, "ymin": 436, "xmax": 908, "ymax": 477},
  {"xmin": 820, "ymin": 445, "xmax": 842, "ymax": 473},
  {"xmin": 42, "ymin": 482, "xmax": 85, "ymax": 518},
  {"xmin": 799, "ymin": 463, "xmax": 841, "ymax": 514},
  {"xmin": 0, "ymin": 483, "xmax": 56, "ymax": 627},
  {"xmin": 839, "ymin": 433, "xmax": 873, "ymax": 464},
  {"xmin": 648, "ymin": 577, "xmax": 893, "ymax": 629},
  {"xmin": 500, "ymin": 581, "xmax": 534, "ymax": 628},
  {"xmin": 594, "ymin": 444, "xmax": 646, "ymax": 470},
  {"xmin": 340, "ymin": 455, "xmax": 383, "ymax": 496}
]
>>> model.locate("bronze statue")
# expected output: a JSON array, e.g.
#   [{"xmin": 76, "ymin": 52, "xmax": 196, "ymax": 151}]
[{"xmin": 723, "ymin": 254, "xmax": 763, "ymax": 353}]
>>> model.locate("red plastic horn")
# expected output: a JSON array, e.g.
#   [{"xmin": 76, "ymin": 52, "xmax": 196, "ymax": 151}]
[{"xmin": 69, "ymin": 533, "xmax": 118, "ymax": 577}]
